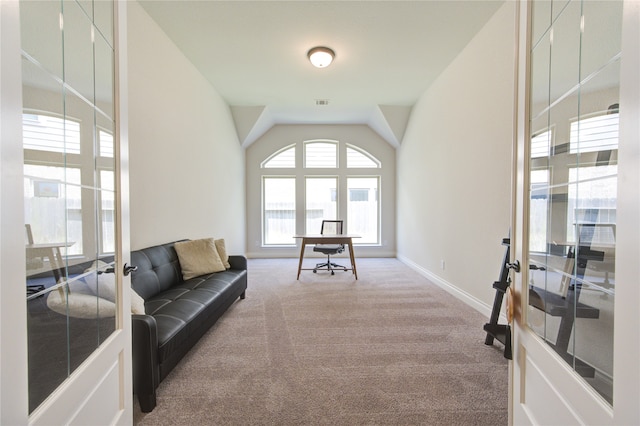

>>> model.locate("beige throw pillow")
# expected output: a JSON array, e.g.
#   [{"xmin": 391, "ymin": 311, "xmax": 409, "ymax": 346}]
[
  {"xmin": 130, "ymin": 289, "xmax": 146, "ymax": 315},
  {"xmin": 215, "ymin": 238, "xmax": 231, "ymax": 269},
  {"xmin": 175, "ymin": 238, "xmax": 226, "ymax": 280}
]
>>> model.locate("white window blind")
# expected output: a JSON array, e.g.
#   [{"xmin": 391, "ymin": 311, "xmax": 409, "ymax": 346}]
[{"xmin": 23, "ymin": 113, "xmax": 81, "ymax": 154}]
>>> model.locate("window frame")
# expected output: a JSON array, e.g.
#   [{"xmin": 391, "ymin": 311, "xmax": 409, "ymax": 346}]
[{"xmin": 259, "ymin": 139, "xmax": 383, "ymax": 247}]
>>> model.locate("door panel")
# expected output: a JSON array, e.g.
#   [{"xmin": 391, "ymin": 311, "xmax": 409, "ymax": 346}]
[
  {"xmin": 511, "ymin": 0, "xmax": 634, "ymax": 424},
  {"xmin": 19, "ymin": 0, "xmax": 132, "ymax": 423}
]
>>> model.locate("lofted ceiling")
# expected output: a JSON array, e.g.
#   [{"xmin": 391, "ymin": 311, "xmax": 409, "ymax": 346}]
[{"xmin": 138, "ymin": 0, "xmax": 504, "ymax": 148}]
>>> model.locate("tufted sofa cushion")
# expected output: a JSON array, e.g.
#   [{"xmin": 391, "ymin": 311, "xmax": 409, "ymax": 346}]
[{"xmin": 130, "ymin": 242, "xmax": 184, "ymax": 300}]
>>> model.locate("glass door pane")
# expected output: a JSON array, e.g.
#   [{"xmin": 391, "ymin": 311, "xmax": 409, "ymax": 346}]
[
  {"xmin": 527, "ymin": 0, "xmax": 621, "ymax": 404},
  {"xmin": 22, "ymin": 0, "xmax": 117, "ymax": 412}
]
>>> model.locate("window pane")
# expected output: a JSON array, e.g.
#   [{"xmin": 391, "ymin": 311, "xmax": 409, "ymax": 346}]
[
  {"xmin": 23, "ymin": 113, "xmax": 81, "ymax": 154},
  {"xmin": 305, "ymin": 141, "xmax": 337, "ymax": 168},
  {"xmin": 531, "ymin": 130, "xmax": 552, "ymax": 159},
  {"xmin": 263, "ymin": 177, "xmax": 295, "ymax": 245},
  {"xmin": 529, "ymin": 169, "xmax": 549, "ymax": 252},
  {"xmin": 100, "ymin": 170, "xmax": 115, "ymax": 253},
  {"xmin": 262, "ymin": 145, "xmax": 295, "ymax": 168},
  {"xmin": 99, "ymin": 129, "xmax": 114, "ymax": 158},
  {"xmin": 346, "ymin": 145, "xmax": 380, "ymax": 168},
  {"xmin": 24, "ymin": 164, "xmax": 82, "ymax": 255},
  {"xmin": 566, "ymin": 165, "xmax": 617, "ymax": 243},
  {"xmin": 347, "ymin": 177, "xmax": 379, "ymax": 244},
  {"xmin": 305, "ymin": 177, "xmax": 337, "ymax": 233},
  {"xmin": 569, "ymin": 112, "xmax": 619, "ymax": 154}
]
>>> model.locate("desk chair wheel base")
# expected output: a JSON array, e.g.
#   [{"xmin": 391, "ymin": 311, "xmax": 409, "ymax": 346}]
[{"xmin": 313, "ymin": 258, "xmax": 347, "ymax": 276}]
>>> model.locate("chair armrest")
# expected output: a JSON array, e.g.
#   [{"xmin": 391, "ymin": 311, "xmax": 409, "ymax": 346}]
[
  {"xmin": 131, "ymin": 314, "xmax": 159, "ymax": 402},
  {"xmin": 228, "ymin": 255, "xmax": 247, "ymax": 271}
]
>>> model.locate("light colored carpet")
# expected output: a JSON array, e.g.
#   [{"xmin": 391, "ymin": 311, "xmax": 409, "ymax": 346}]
[{"xmin": 134, "ymin": 258, "xmax": 508, "ymax": 425}]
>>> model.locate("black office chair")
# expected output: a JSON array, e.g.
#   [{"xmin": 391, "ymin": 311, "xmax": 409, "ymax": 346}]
[{"xmin": 313, "ymin": 220, "xmax": 348, "ymax": 275}]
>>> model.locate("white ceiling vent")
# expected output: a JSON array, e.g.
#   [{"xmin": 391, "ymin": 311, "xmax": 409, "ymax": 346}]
[{"xmin": 315, "ymin": 99, "xmax": 330, "ymax": 106}]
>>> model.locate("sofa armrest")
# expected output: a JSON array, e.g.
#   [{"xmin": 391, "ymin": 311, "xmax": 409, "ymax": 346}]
[
  {"xmin": 228, "ymin": 255, "xmax": 247, "ymax": 271},
  {"xmin": 132, "ymin": 314, "xmax": 159, "ymax": 412}
]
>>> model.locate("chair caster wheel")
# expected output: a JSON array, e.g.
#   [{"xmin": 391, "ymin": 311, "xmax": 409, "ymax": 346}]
[
  {"xmin": 331, "ymin": 271, "xmax": 335, "ymax": 275},
  {"xmin": 313, "ymin": 270, "xmax": 317, "ymax": 273}
]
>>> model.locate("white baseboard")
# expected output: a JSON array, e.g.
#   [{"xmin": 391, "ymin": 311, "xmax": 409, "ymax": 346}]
[{"xmin": 398, "ymin": 254, "xmax": 506, "ymax": 322}]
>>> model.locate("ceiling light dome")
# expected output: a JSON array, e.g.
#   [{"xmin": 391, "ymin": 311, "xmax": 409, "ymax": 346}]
[{"xmin": 307, "ymin": 46, "xmax": 335, "ymax": 68}]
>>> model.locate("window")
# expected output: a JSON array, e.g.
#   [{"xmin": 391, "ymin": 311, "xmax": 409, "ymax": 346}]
[
  {"xmin": 529, "ymin": 169, "xmax": 550, "ymax": 252},
  {"xmin": 347, "ymin": 144, "xmax": 380, "ymax": 168},
  {"xmin": 531, "ymin": 129, "xmax": 552, "ymax": 159},
  {"xmin": 99, "ymin": 128, "xmax": 114, "ymax": 158},
  {"xmin": 566, "ymin": 165, "xmax": 617, "ymax": 243},
  {"xmin": 263, "ymin": 177, "xmax": 296, "ymax": 245},
  {"xmin": 259, "ymin": 140, "xmax": 382, "ymax": 246},
  {"xmin": 23, "ymin": 113, "xmax": 116, "ymax": 256},
  {"xmin": 100, "ymin": 170, "xmax": 115, "ymax": 253},
  {"xmin": 262, "ymin": 144, "xmax": 295, "ymax": 168},
  {"xmin": 24, "ymin": 164, "xmax": 83, "ymax": 255},
  {"xmin": 569, "ymin": 112, "xmax": 619, "ymax": 154},
  {"xmin": 304, "ymin": 140, "xmax": 337, "ymax": 168},
  {"xmin": 305, "ymin": 177, "xmax": 337, "ymax": 233},
  {"xmin": 23, "ymin": 113, "xmax": 81, "ymax": 154},
  {"xmin": 347, "ymin": 177, "xmax": 379, "ymax": 244}
]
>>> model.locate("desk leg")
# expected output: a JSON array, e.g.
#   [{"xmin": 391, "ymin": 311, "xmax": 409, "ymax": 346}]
[
  {"xmin": 348, "ymin": 240, "xmax": 358, "ymax": 280},
  {"xmin": 297, "ymin": 240, "xmax": 306, "ymax": 280}
]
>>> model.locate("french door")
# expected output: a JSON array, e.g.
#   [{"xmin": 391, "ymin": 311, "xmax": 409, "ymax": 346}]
[
  {"xmin": 510, "ymin": 0, "xmax": 639, "ymax": 424},
  {"xmin": 1, "ymin": 1, "xmax": 132, "ymax": 423}
]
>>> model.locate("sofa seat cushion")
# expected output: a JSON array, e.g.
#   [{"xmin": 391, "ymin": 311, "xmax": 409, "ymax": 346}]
[
  {"xmin": 144, "ymin": 271, "xmax": 246, "ymax": 363},
  {"xmin": 182, "ymin": 270, "xmax": 246, "ymax": 293}
]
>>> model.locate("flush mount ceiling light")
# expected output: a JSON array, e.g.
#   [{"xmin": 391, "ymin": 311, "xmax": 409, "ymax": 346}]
[{"xmin": 307, "ymin": 46, "xmax": 335, "ymax": 68}]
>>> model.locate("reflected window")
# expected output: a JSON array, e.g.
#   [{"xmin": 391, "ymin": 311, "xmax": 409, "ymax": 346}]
[
  {"xmin": 99, "ymin": 128, "xmax": 114, "ymax": 158},
  {"xmin": 23, "ymin": 113, "xmax": 81, "ymax": 154},
  {"xmin": 100, "ymin": 170, "xmax": 115, "ymax": 253},
  {"xmin": 529, "ymin": 169, "xmax": 549, "ymax": 253},
  {"xmin": 567, "ymin": 165, "xmax": 617, "ymax": 243},
  {"xmin": 569, "ymin": 112, "xmax": 619, "ymax": 154},
  {"xmin": 24, "ymin": 164, "xmax": 82, "ymax": 255},
  {"xmin": 531, "ymin": 129, "xmax": 552, "ymax": 158}
]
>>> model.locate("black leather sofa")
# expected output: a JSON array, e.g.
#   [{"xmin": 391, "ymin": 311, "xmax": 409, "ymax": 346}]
[{"xmin": 130, "ymin": 241, "xmax": 247, "ymax": 412}]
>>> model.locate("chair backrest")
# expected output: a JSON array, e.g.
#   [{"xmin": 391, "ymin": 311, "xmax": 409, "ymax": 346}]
[
  {"xmin": 320, "ymin": 220, "xmax": 343, "ymax": 236},
  {"xmin": 25, "ymin": 224, "xmax": 34, "ymax": 244}
]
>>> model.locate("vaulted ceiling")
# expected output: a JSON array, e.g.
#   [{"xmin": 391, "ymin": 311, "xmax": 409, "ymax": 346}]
[{"xmin": 138, "ymin": 0, "xmax": 504, "ymax": 147}]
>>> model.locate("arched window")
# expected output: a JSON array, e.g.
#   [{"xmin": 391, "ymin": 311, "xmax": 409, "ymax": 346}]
[
  {"xmin": 304, "ymin": 140, "xmax": 337, "ymax": 168},
  {"xmin": 262, "ymin": 144, "xmax": 295, "ymax": 168},
  {"xmin": 346, "ymin": 144, "xmax": 380, "ymax": 168},
  {"xmin": 261, "ymin": 140, "xmax": 382, "ymax": 245}
]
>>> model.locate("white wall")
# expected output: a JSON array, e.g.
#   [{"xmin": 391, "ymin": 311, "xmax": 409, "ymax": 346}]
[
  {"xmin": 127, "ymin": 1, "xmax": 245, "ymax": 253},
  {"xmin": 397, "ymin": 1, "xmax": 516, "ymax": 312},
  {"xmin": 245, "ymin": 124, "xmax": 395, "ymax": 258}
]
